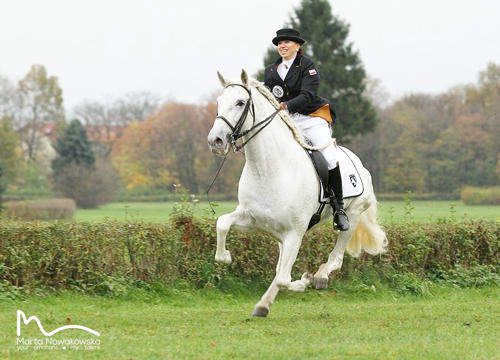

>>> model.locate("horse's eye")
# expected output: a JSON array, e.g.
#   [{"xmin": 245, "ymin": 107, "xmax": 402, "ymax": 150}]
[{"xmin": 236, "ymin": 100, "xmax": 245, "ymax": 107}]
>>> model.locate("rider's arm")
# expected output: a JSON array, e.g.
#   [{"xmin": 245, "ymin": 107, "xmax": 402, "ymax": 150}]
[{"xmin": 285, "ymin": 59, "xmax": 320, "ymax": 113}]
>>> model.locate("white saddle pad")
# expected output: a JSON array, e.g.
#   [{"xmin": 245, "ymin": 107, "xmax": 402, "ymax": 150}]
[{"xmin": 320, "ymin": 146, "xmax": 364, "ymax": 201}]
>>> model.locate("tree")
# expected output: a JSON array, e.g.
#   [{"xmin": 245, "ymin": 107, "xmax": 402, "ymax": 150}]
[
  {"xmin": 72, "ymin": 91, "xmax": 160, "ymax": 158},
  {"xmin": 52, "ymin": 119, "xmax": 95, "ymax": 178},
  {"xmin": 113, "ymin": 103, "xmax": 205, "ymax": 193},
  {"xmin": 52, "ymin": 159, "xmax": 119, "ymax": 208},
  {"xmin": 0, "ymin": 116, "xmax": 21, "ymax": 208},
  {"xmin": 17, "ymin": 65, "xmax": 65, "ymax": 162},
  {"xmin": 0, "ymin": 75, "xmax": 16, "ymax": 119},
  {"xmin": 464, "ymin": 62, "xmax": 500, "ymax": 187},
  {"xmin": 258, "ymin": 0, "xmax": 378, "ymax": 140},
  {"xmin": 0, "ymin": 116, "xmax": 21, "ymax": 184},
  {"xmin": 382, "ymin": 105, "xmax": 428, "ymax": 193},
  {"xmin": 112, "ymin": 102, "xmax": 245, "ymax": 195},
  {"xmin": 52, "ymin": 119, "xmax": 119, "ymax": 208}
]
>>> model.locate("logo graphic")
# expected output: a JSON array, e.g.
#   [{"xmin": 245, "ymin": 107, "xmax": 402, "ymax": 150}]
[
  {"xmin": 272, "ymin": 85, "xmax": 284, "ymax": 98},
  {"xmin": 349, "ymin": 174, "xmax": 357, "ymax": 187},
  {"xmin": 17, "ymin": 310, "xmax": 100, "ymax": 337},
  {"xmin": 309, "ymin": 69, "xmax": 317, "ymax": 75}
]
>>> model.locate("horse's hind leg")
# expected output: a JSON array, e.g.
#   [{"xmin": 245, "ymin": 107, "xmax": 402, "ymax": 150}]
[
  {"xmin": 313, "ymin": 214, "xmax": 360, "ymax": 290},
  {"xmin": 214, "ymin": 205, "xmax": 253, "ymax": 264}
]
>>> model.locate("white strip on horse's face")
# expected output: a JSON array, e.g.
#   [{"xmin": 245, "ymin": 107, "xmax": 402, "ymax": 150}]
[{"xmin": 207, "ymin": 85, "xmax": 250, "ymax": 156}]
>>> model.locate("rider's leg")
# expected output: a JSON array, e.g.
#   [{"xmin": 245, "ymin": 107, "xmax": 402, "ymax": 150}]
[
  {"xmin": 295, "ymin": 116, "xmax": 350, "ymax": 231},
  {"xmin": 328, "ymin": 165, "xmax": 349, "ymax": 231}
]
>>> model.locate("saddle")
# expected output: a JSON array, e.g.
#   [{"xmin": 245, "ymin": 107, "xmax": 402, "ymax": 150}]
[{"xmin": 303, "ymin": 144, "xmax": 365, "ymax": 231}]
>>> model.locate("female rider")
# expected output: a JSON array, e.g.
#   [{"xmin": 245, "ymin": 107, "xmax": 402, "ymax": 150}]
[{"xmin": 264, "ymin": 28, "xmax": 349, "ymax": 231}]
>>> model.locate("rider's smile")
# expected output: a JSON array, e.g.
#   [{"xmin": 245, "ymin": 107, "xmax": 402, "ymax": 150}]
[{"xmin": 277, "ymin": 40, "xmax": 299, "ymax": 61}]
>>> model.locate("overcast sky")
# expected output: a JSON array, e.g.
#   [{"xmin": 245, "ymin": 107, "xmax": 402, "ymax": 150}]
[{"xmin": 1, "ymin": 0, "xmax": 499, "ymax": 110}]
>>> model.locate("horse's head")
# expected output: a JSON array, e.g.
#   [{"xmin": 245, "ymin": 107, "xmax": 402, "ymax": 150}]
[{"xmin": 207, "ymin": 70, "xmax": 253, "ymax": 156}]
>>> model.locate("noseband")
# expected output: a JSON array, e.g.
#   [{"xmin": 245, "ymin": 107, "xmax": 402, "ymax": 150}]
[{"xmin": 215, "ymin": 83, "xmax": 280, "ymax": 151}]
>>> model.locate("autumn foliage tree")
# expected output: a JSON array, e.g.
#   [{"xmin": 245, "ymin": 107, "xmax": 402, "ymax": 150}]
[
  {"xmin": 17, "ymin": 65, "xmax": 65, "ymax": 162},
  {"xmin": 72, "ymin": 91, "xmax": 159, "ymax": 158},
  {"xmin": 349, "ymin": 62, "xmax": 500, "ymax": 195},
  {"xmin": 112, "ymin": 102, "xmax": 244, "ymax": 195}
]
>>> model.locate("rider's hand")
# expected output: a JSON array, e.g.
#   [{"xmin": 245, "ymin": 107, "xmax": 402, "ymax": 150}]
[{"xmin": 279, "ymin": 102, "xmax": 288, "ymax": 110}]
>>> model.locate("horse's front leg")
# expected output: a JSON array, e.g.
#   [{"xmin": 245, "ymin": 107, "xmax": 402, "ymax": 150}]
[{"xmin": 215, "ymin": 206, "xmax": 253, "ymax": 264}]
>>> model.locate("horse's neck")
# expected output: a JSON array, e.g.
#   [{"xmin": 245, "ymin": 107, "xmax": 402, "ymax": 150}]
[{"xmin": 242, "ymin": 92, "xmax": 300, "ymax": 176}]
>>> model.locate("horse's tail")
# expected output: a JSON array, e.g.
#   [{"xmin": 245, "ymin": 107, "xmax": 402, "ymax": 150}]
[{"xmin": 346, "ymin": 198, "xmax": 388, "ymax": 257}]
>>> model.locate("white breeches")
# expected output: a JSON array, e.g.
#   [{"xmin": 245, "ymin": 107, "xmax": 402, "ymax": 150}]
[{"xmin": 290, "ymin": 113, "xmax": 339, "ymax": 170}]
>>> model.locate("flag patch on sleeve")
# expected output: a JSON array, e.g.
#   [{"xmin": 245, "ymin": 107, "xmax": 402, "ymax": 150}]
[{"xmin": 309, "ymin": 69, "xmax": 317, "ymax": 75}]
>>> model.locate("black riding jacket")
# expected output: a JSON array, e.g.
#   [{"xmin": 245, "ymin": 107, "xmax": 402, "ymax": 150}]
[{"xmin": 263, "ymin": 55, "xmax": 335, "ymax": 122}]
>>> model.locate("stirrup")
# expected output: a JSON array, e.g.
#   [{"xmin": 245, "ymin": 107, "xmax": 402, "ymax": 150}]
[{"xmin": 334, "ymin": 209, "xmax": 349, "ymax": 231}]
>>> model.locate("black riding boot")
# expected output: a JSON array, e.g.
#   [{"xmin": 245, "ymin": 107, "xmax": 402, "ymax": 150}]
[{"xmin": 328, "ymin": 166, "xmax": 349, "ymax": 231}]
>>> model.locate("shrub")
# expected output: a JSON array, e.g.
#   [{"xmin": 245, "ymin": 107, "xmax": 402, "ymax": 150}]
[
  {"xmin": 4, "ymin": 198, "xmax": 76, "ymax": 220},
  {"xmin": 461, "ymin": 186, "xmax": 500, "ymax": 205},
  {"xmin": 433, "ymin": 264, "xmax": 500, "ymax": 288},
  {"xmin": 3, "ymin": 189, "xmax": 53, "ymax": 202},
  {"xmin": 52, "ymin": 158, "xmax": 120, "ymax": 208},
  {"xmin": 0, "ymin": 218, "xmax": 498, "ymax": 293}
]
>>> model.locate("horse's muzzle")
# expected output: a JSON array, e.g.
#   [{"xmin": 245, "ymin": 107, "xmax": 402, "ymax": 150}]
[{"xmin": 208, "ymin": 135, "xmax": 229, "ymax": 156}]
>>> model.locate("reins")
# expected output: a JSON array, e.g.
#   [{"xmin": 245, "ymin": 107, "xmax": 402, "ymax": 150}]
[
  {"xmin": 214, "ymin": 83, "xmax": 281, "ymax": 152},
  {"xmin": 206, "ymin": 81, "xmax": 333, "ymax": 213},
  {"xmin": 231, "ymin": 108, "xmax": 280, "ymax": 151},
  {"xmin": 207, "ymin": 83, "xmax": 281, "ymax": 213}
]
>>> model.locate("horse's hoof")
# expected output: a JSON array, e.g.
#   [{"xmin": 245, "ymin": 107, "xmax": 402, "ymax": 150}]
[
  {"xmin": 313, "ymin": 277, "xmax": 328, "ymax": 290},
  {"xmin": 252, "ymin": 306, "xmax": 269, "ymax": 317},
  {"xmin": 215, "ymin": 250, "xmax": 232, "ymax": 264}
]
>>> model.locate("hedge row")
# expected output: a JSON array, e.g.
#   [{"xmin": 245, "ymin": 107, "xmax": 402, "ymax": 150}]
[
  {"xmin": 461, "ymin": 186, "xmax": 500, "ymax": 205},
  {"xmin": 3, "ymin": 199, "xmax": 76, "ymax": 220},
  {"xmin": 0, "ymin": 216, "xmax": 498, "ymax": 292}
]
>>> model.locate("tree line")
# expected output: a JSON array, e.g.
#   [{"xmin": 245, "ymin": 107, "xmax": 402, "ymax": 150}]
[
  {"xmin": 0, "ymin": 0, "xmax": 498, "ymax": 208},
  {"xmin": 351, "ymin": 62, "xmax": 500, "ymax": 195}
]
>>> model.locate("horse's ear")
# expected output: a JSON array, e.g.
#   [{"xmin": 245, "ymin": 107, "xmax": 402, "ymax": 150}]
[
  {"xmin": 217, "ymin": 71, "xmax": 227, "ymax": 88},
  {"xmin": 241, "ymin": 69, "xmax": 248, "ymax": 86}
]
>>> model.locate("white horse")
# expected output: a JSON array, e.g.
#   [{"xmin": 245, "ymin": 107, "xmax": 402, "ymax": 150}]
[{"xmin": 207, "ymin": 70, "xmax": 387, "ymax": 317}]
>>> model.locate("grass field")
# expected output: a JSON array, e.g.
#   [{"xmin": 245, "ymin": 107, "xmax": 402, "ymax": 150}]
[
  {"xmin": 74, "ymin": 200, "xmax": 500, "ymax": 223},
  {"xmin": 1, "ymin": 286, "xmax": 498, "ymax": 359}
]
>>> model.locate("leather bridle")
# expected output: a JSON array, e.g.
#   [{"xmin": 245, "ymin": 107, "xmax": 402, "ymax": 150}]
[{"xmin": 215, "ymin": 83, "xmax": 280, "ymax": 152}]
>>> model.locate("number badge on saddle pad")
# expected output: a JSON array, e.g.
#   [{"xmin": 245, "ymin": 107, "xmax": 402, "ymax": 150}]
[{"xmin": 272, "ymin": 85, "xmax": 284, "ymax": 98}]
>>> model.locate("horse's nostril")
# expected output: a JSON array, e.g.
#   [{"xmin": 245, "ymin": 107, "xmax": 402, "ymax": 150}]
[{"xmin": 215, "ymin": 138, "xmax": 223, "ymax": 147}]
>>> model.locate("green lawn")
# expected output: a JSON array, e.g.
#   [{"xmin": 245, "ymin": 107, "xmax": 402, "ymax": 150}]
[
  {"xmin": 74, "ymin": 200, "xmax": 500, "ymax": 223},
  {"xmin": 1, "ymin": 286, "xmax": 498, "ymax": 359}
]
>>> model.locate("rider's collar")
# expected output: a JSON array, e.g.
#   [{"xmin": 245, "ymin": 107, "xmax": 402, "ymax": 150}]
[{"xmin": 275, "ymin": 54, "xmax": 302, "ymax": 67}]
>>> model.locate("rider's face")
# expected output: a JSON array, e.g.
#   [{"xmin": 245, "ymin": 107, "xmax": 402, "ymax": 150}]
[{"xmin": 277, "ymin": 40, "xmax": 300, "ymax": 61}]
